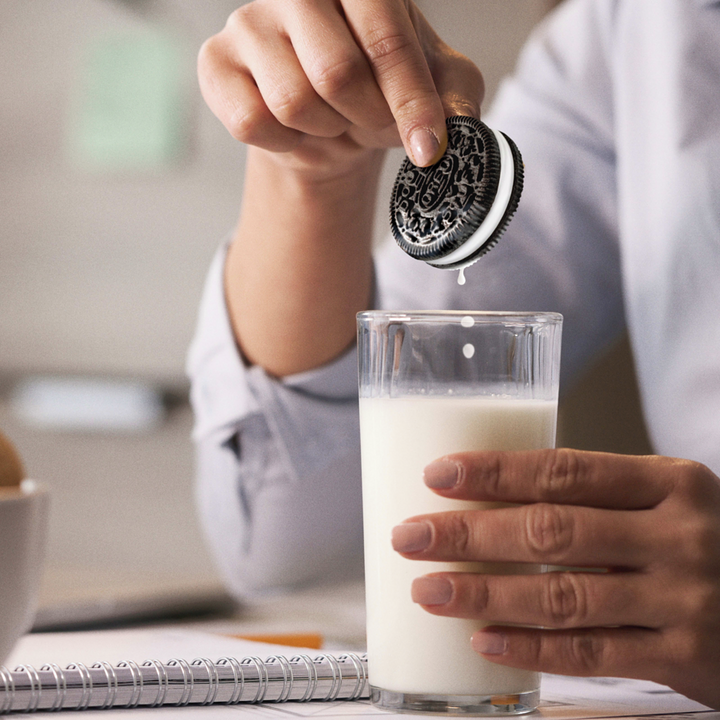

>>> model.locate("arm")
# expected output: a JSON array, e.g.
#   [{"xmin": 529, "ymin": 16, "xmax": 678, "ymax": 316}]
[
  {"xmin": 189, "ymin": 0, "xmax": 626, "ymax": 597},
  {"xmin": 197, "ymin": 0, "xmax": 484, "ymax": 376},
  {"xmin": 190, "ymin": 0, "xmax": 484, "ymax": 595}
]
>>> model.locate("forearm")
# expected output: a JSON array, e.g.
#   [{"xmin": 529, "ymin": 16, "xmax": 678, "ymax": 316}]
[
  {"xmin": 226, "ymin": 145, "xmax": 385, "ymax": 377},
  {"xmin": 200, "ymin": 0, "xmax": 484, "ymax": 377},
  {"xmin": 190, "ymin": 234, "xmax": 366, "ymax": 597}
]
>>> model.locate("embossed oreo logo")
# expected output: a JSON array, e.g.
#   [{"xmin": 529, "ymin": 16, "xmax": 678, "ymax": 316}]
[
  {"xmin": 390, "ymin": 118, "xmax": 495, "ymax": 257},
  {"xmin": 417, "ymin": 154, "xmax": 458, "ymax": 212}
]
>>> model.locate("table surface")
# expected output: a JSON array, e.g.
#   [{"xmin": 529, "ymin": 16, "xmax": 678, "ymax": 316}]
[{"xmin": 33, "ymin": 575, "xmax": 367, "ymax": 652}]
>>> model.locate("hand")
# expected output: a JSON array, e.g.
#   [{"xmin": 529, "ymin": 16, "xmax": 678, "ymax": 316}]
[
  {"xmin": 391, "ymin": 449, "xmax": 720, "ymax": 709},
  {"xmin": 198, "ymin": 0, "xmax": 483, "ymax": 174}
]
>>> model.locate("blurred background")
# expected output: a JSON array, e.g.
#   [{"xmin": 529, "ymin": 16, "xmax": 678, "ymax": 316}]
[{"xmin": 0, "ymin": 0, "xmax": 651, "ymax": 631}]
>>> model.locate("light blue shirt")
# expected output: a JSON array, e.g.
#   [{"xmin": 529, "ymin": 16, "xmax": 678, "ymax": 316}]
[{"xmin": 187, "ymin": 0, "xmax": 720, "ymax": 598}]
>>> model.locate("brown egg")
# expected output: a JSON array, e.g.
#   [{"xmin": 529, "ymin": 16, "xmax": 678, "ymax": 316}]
[{"xmin": 0, "ymin": 430, "xmax": 24, "ymax": 487}]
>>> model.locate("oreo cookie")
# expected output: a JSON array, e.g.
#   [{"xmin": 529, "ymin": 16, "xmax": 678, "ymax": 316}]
[{"xmin": 390, "ymin": 116, "xmax": 523, "ymax": 270}]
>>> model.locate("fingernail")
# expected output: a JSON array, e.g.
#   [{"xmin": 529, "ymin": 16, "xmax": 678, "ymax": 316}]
[
  {"xmin": 424, "ymin": 459, "xmax": 460, "ymax": 489},
  {"xmin": 409, "ymin": 127, "xmax": 441, "ymax": 166},
  {"xmin": 471, "ymin": 630, "xmax": 508, "ymax": 656},
  {"xmin": 411, "ymin": 576, "xmax": 452, "ymax": 605},
  {"xmin": 391, "ymin": 522, "xmax": 431, "ymax": 553}
]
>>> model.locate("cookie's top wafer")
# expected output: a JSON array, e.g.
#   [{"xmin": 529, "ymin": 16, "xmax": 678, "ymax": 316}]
[{"xmin": 390, "ymin": 116, "xmax": 523, "ymax": 271}]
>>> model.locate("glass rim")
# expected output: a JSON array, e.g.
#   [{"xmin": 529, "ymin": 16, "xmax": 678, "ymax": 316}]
[{"xmin": 357, "ymin": 310, "xmax": 563, "ymax": 325}]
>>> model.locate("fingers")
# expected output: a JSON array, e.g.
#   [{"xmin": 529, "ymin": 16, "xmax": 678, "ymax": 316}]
[
  {"xmin": 242, "ymin": 29, "xmax": 353, "ymax": 139},
  {"xmin": 411, "ymin": 571, "xmax": 672, "ymax": 630},
  {"xmin": 199, "ymin": 0, "xmax": 485, "ymax": 165},
  {"xmin": 198, "ymin": 31, "xmax": 305, "ymax": 152},
  {"xmin": 200, "ymin": 4, "xmax": 353, "ymax": 150},
  {"xmin": 423, "ymin": 449, "xmax": 677, "ymax": 510},
  {"xmin": 392, "ymin": 504, "xmax": 657, "ymax": 567},
  {"xmin": 473, "ymin": 624, "xmax": 720, "ymax": 707},
  {"xmin": 477, "ymin": 622, "xmax": 720, "ymax": 710},
  {"xmin": 286, "ymin": 0, "xmax": 395, "ymax": 132},
  {"xmin": 471, "ymin": 626, "xmax": 668, "ymax": 683},
  {"xmin": 342, "ymin": 0, "xmax": 447, "ymax": 165},
  {"xmin": 402, "ymin": 450, "xmax": 720, "ymax": 707}
]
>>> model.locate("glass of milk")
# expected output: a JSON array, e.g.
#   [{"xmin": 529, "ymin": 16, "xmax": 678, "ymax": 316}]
[{"xmin": 357, "ymin": 311, "xmax": 562, "ymax": 715}]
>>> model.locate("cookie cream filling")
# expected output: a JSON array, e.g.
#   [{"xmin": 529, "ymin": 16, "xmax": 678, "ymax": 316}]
[{"xmin": 430, "ymin": 128, "xmax": 516, "ymax": 269}]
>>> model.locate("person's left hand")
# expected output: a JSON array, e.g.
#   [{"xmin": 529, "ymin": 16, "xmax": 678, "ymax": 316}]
[{"xmin": 391, "ymin": 448, "xmax": 720, "ymax": 709}]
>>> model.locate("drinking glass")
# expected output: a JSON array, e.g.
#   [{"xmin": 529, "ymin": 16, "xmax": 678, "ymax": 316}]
[{"xmin": 357, "ymin": 311, "xmax": 562, "ymax": 715}]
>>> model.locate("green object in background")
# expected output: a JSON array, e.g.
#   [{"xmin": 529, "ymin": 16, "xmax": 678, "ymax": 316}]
[{"xmin": 69, "ymin": 30, "xmax": 187, "ymax": 172}]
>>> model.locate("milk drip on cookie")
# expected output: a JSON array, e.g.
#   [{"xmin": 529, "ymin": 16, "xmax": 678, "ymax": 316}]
[{"xmin": 390, "ymin": 116, "xmax": 524, "ymax": 284}]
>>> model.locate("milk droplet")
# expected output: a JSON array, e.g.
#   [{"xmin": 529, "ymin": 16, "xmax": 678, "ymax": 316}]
[
  {"xmin": 462, "ymin": 343, "xmax": 475, "ymax": 359},
  {"xmin": 457, "ymin": 268, "xmax": 466, "ymax": 286},
  {"xmin": 460, "ymin": 315, "xmax": 475, "ymax": 328}
]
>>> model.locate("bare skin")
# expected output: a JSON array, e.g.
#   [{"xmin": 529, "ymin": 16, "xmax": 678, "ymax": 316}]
[
  {"xmin": 392, "ymin": 449, "xmax": 720, "ymax": 709},
  {"xmin": 199, "ymin": 1, "xmax": 720, "ymax": 708},
  {"xmin": 197, "ymin": 0, "xmax": 483, "ymax": 376}
]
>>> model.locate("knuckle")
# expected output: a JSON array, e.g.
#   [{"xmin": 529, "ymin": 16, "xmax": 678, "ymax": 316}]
[
  {"xmin": 667, "ymin": 504, "xmax": 720, "ymax": 573},
  {"xmin": 664, "ymin": 461, "xmax": 720, "ymax": 571},
  {"xmin": 363, "ymin": 30, "xmax": 416, "ymax": 69},
  {"xmin": 683, "ymin": 578, "xmax": 720, "ymax": 621},
  {"xmin": 472, "ymin": 453, "xmax": 503, "ymax": 497},
  {"xmin": 227, "ymin": 104, "xmax": 265, "ymax": 144},
  {"xmin": 467, "ymin": 576, "xmax": 491, "ymax": 615},
  {"xmin": 447, "ymin": 514, "xmax": 473, "ymax": 558},
  {"xmin": 226, "ymin": 4, "xmax": 256, "ymax": 33},
  {"xmin": 265, "ymin": 87, "xmax": 309, "ymax": 126},
  {"xmin": 307, "ymin": 55, "xmax": 361, "ymax": 98},
  {"xmin": 690, "ymin": 520, "xmax": 720, "ymax": 572},
  {"xmin": 542, "ymin": 573, "xmax": 588, "ymax": 628},
  {"xmin": 674, "ymin": 458, "xmax": 718, "ymax": 501},
  {"xmin": 538, "ymin": 448, "xmax": 589, "ymax": 498},
  {"xmin": 524, "ymin": 503, "xmax": 574, "ymax": 559},
  {"xmin": 197, "ymin": 35, "xmax": 231, "ymax": 85},
  {"xmin": 451, "ymin": 50, "xmax": 485, "ymax": 93},
  {"xmin": 566, "ymin": 632, "xmax": 606, "ymax": 675},
  {"xmin": 197, "ymin": 36, "xmax": 219, "ymax": 73}
]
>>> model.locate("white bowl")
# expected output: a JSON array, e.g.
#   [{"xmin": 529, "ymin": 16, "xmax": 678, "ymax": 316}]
[{"xmin": 0, "ymin": 479, "xmax": 49, "ymax": 665}]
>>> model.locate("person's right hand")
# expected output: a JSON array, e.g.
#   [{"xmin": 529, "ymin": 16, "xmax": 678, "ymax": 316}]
[{"xmin": 197, "ymin": 0, "xmax": 484, "ymax": 176}]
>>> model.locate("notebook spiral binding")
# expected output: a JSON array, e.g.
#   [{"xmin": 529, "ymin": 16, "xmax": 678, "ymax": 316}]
[{"xmin": 0, "ymin": 653, "xmax": 368, "ymax": 714}]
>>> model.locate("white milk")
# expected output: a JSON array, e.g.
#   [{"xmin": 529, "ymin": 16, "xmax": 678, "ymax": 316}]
[{"xmin": 359, "ymin": 395, "xmax": 557, "ymax": 697}]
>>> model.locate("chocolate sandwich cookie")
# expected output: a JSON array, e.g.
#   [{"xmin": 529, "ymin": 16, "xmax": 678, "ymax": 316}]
[{"xmin": 390, "ymin": 116, "xmax": 524, "ymax": 272}]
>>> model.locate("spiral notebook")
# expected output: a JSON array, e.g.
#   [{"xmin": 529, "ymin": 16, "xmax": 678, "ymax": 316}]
[
  {"xmin": 0, "ymin": 629, "xmax": 373, "ymax": 715},
  {"xmin": 0, "ymin": 652, "xmax": 367, "ymax": 713}
]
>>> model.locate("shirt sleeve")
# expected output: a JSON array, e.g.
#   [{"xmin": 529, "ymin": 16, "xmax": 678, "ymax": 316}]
[
  {"xmin": 187, "ymin": 242, "xmax": 364, "ymax": 598},
  {"xmin": 188, "ymin": 0, "xmax": 626, "ymax": 599}
]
